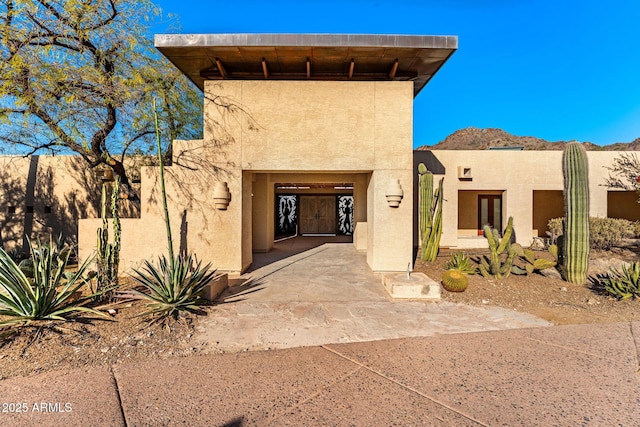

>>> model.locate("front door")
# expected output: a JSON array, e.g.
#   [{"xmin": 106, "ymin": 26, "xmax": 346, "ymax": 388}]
[
  {"xmin": 299, "ymin": 196, "xmax": 336, "ymax": 234},
  {"xmin": 478, "ymin": 195, "xmax": 502, "ymax": 232}
]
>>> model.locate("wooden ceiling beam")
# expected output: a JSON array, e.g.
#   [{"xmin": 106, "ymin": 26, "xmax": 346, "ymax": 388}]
[
  {"xmin": 215, "ymin": 58, "xmax": 227, "ymax": 79},
  {"xmin": 388, "ymin": 59, "xmax": 399, "ymax": 79},
  {"xmin": 261, "ymin": 58, "xmax": 269, "ymax": 79},
  {"xmin": 348, "ymin": 58, "xmax": 355, "ymax": 79},
  {"xmin": 306, "ymin": 57, "xmax": 311, "ymax": 78}
]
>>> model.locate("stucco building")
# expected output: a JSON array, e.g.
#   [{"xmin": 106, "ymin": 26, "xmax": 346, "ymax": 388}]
[
  {"xmin": 78, "ymin": 33, "xmax": 458, "ymax": 274},
  {"xmin": 2, "ymin": 34, "xmax": 638, "ymax": 275},
  {"xmin": 417, "ymin": 149, "xmax": 640, "ymax": 250}
]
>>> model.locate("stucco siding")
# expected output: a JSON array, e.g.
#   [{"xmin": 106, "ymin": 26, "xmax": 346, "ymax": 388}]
[{"xmin": 430, "ymin": 150, "xmax": 640, "ymax": 248}]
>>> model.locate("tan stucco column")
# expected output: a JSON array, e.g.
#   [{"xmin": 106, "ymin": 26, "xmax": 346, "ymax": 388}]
[{"xmin": 367, "ymin": 169, "xmax": 413, "ymax": 271}]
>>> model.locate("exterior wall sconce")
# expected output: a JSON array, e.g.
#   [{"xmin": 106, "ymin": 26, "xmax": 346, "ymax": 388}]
[
  {"xmin": 95, "ymin": 164, "xmax": 114, "ymax": 182},
  {"xmin": 213, "ymin": 181, "xmax": 231, "ymax": 210},
  {"xmin": 385, "ymin": 179, "xmax": 404, "ymax": 208}
]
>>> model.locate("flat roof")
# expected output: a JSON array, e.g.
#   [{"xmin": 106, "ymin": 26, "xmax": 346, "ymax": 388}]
[{"xmin": 154, "ymin": 33, "xmax": 457, "ymax": 97}]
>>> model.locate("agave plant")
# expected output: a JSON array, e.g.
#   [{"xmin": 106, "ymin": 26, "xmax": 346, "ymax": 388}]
[
  {"xmin": 127, "ymin": 253, "xmax": 218, "ymax": 321},
  {"xmin": 124, "ymin": 101, "xmax": 218, "ymax": 323},
  {"xmin": 444, "ymin": 252, "xmax": 477, "ymax": 275},
  {"xmin": 598, "ymin": 262, "xmax": 640, "ymax": 300},
  {"xmin": 0, "ymin": 238, "xmax": 105, "ymax": 326}
]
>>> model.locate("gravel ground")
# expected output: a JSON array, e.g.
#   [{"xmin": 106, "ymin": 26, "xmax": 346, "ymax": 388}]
[{"xmin": 416, "ymin": 246, "xmax": 640, "ymax": 326}]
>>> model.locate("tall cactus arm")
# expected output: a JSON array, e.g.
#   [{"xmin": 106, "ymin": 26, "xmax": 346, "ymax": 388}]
[
  {"xmin": 496, "ymin": 216, "xmax": 514, "ymax": 254},
  {"xmin": 423, "ymin": 177, "xmax": 444, "ymax": 262},
  {"xmin": 418, "ymin": 163, "xmax": 433, "ymax": 243}
]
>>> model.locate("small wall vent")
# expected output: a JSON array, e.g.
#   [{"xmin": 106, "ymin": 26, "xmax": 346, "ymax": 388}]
[{"xmin": 457, "ymin": 166, "xmax": 472, "ymax": 181}]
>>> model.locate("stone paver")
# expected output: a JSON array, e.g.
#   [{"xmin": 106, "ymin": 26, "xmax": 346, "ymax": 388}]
[{"xmin": 196, "ymin": 241, "xmax": 551, "ymax": 352}]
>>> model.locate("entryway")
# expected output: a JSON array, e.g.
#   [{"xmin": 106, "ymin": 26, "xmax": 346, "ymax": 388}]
[
  {"xmin": 275, "ymin": 191, "xmax": 355, "ymax": 239},
  {"xmin": 457, "ymin": 190, "xmax": 505, "ymax": 238}
]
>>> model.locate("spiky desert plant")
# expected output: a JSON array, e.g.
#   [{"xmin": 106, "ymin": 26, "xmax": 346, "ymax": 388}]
[
  {"xmin": 418, "ymin": 163, "xmax": 444, "ymax": 262},
  {"xmin": 18, "ymin": 233, "xmax": 71, "ymax": 279},
  {"xmin": 441, "ymin": 269, "xmax": 469, "ymax": 292},
  {"xmin": 128, "ymin": 100, "xmax": 217, "ymax": 321},
  {"xmin": 598, "ymin": 262, "xmax": 640, "ymax": 300},
  {"xmin": 0, "ymin": 238, "xmax": 104, "ymax": 326},
  {"xmin": 562, "ymin": 142, "xmax": 590, "ymax": 284},
  {"xmin": 95, "ymin": 176, "xmax": 121, "ymax": 300},
  {"xmin": 127, "ymin": 253, "xmax": 217, "ymax": 320},
  {"xmin": 444, "ymin": 252, "xmax": 477, "ymax": 275},
  {"xmin": 478, "ymin": 216, "xmax": 518, "ymax": 280}
]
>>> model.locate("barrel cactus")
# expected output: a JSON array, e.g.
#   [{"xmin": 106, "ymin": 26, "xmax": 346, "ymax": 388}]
[
  {"xmin": 418, "ymin": 163, "xmax": 444, "ymax": 262},
  {"xmin": 442, "ymin": 269, "xmax": 469, "ymax": 292},
  {"xmin": 562, "ymin": 142, "xmax": 590, "ymax": 284}
]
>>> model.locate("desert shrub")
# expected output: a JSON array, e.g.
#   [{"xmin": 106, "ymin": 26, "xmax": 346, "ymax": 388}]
[
  {"xmin": 444, "ymin": 252, "xmax": 477, "ymax": 275},
  {"xmin": 631, "ymin": 221, "xmax": 640, "ymax": 238},
  {"xmin": 5, "ymin": 246, "xmax": 25, "ymax": 263},
  {"xmin": 547, "ymin": 217, "xmax": 635, "ymax": 250},
  {"xmin": 126, "ymin": 103, "xmax": 217, "ymax": 323},
  {"xmin": 0, "ymin": 238, "xmax": 105, "ymax": 326},
  {"xmin": 477, "ymin": 217, "xmax": 518, "ymax": 280},
  {"xmin": 590, "ymin": 218, "xmax": 634, "ymax": 249},
  {"xmin": 547, "ymin": 217, "xmax": 563, "ymax": 241}
]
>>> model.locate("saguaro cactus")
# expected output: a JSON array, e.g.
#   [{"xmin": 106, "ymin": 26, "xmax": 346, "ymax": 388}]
[
  {"xmin": 96, "ymin": 176, "xmax": 121, "ymax": 299},
  {"xmin": 562, "ymin": 142, "xmax": 590, "ymax": 284},
  {"xmin": 418, "ymin": 163, "xmax": 444, "ymax": 261}
]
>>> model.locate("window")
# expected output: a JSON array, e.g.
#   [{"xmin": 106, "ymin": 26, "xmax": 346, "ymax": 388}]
[{"xmin": 478, "ymin": 195, "xmax": 502, "ymax": 231}]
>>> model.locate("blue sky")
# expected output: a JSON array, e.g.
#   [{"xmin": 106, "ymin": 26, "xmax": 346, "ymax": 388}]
[{"xmin": 153, "ymin": 0, "xmax": 640, "ymax": 148}]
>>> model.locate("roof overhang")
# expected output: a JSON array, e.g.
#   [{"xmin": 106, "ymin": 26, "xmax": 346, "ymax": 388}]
[{"xmin": 154, "ymin": 33, "xmax": 457, "ymax": 97}]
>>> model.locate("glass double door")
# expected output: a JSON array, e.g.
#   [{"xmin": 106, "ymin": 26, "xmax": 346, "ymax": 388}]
[{"xmin": 478, "ymin": 194, "xmax": 502, "ymax": 232}]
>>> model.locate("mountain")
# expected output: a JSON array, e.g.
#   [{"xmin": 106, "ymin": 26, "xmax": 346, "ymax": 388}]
[{"xmin": 417, "ymin": 127, "xmax": 640, "ymax": 151}]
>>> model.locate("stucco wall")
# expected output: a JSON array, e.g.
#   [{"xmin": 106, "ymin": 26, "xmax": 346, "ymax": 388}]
[
  {"xmin": 79, "ymin": 80, "xmax": 414, "ymax": 273},
  {"xmin": 0, "ymin": 156, "xmax": 140, "ymax": 253},
  {"xmin": 0, "ymin": 157, "xmax": 93, "ymax": 250}
]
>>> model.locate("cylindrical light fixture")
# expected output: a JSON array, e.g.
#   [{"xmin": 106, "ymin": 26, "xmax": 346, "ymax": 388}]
[
  {"xmin": 213, "ymin": 181, "xmax": 231, "ymax": 210},
  {"xmin": 385, "ymin": 179, "xmax": 404, "ymax": 208}
]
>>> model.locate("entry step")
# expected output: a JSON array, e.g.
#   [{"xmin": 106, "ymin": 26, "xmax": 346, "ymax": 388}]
[{"xmin": 382, "ymin": 272, "xmax": 441, "ymax": 300}]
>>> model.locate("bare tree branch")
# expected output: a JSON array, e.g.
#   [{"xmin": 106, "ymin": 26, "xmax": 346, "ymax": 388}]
[
  {"xmin": 604, "ymin": 153, "xmax": 640, "ymax": 200},
  {"xmin": 0, "ymin": 0, "xmax": 203, "ymax": 201}
]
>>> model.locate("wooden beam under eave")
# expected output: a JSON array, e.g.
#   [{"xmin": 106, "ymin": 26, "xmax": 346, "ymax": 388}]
[
  {"xmin": 262, "ymin": 58, "xmax": 269, "ymax": 79},
  {"xmin": 306, "ymin": 57, "xmax": 311, "ymax": 78},
  {"xmin": 388, "ymin": 59, "xmax": 399, "ymax": 79},
  {"xmin": 348, "ymin": 58, "xmax": 355, "ymax": 79},
  {"xmin": 215, "ymin": 58, "xmax": 227, "ymax": 79}
]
